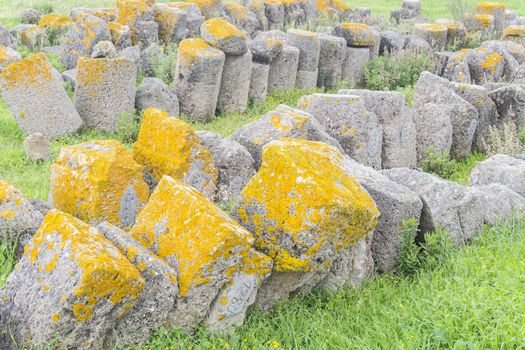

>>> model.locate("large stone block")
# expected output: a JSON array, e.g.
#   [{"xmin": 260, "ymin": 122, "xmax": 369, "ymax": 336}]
[
  {"xmin": 298, "ymin": 93, "xmax": 383, "ymax": 169},
  {"xmin": 116, "ymin": 0, "xmax": 153, "ymax": 45},
  {"xmin": 175, "ymin": 38, "xmax": 225, "ymax": 122},
  {"xmin": 468, "ymin": 183, "xmax": 525, "ymax": 225},
  {"xmin": 488, "ymin": 84, "xmax": 525, "ymax": 129},
  {"xmin": 470, "ymin": 154, "xmax": 525, "ymax": 197},
  {"xmin": 136, "ymin": 77, "xmax": 179, "ymax": 116},
  {"xmin": 133, "ymin": 108, "xmax": 218, "ymax": 199},
  {"xmin": 286, "ymin": 29, "xmax": 320, "ymax": 89},
  {"xmin": 0, "ymin": 53, "xmax": 82, "ymax": 138},
  {"xmin": 341, "ymin": 46, "xmax": 369, "ymax": 85},
  {"xmin": 0, "ymin": 210, "xmax": 144, "ymax": 349},
  {"xmin": 189, "ymin": 0, "xmax": 224, "ymax": 18},
  {"xmin": 333, "ymin": 23, "xmax": 378, "ymax": 47},
  {"xmin": 153, "ymin": 3, "xmax": 188, "ymax": 44},
  {"xmin": 129, "ymin": 176, "xmax": 272, "ymax": 332},
  {"xmin": 224, "ymin": 2, "xmax": 261, "ymax": 37},
  {"xmin": 50, "ymin": 140, "xmax": 150, "ymax": 228},
  {"xmin": 166, "ymin": 2, "xmax": 205, "ymax": 37},
  {"xmin": 476, "ymin": 1, "xmax": 506, "ymax": 32},
  {"xmin": 249, "ymin": 62, "xmax": 270, "ymax": 104},
  {"xmin": 230, "ymin": 104, "xmax": 343, "ymax": 168},
  {"xmin": 234, "ymin": 138, "xmax": 378, "ymax": 309},
  {"xmin": 217, "ymin": 50, "xmax": 252, "ymax": 114},
  {"xmin": 201, "ymin": 18, "xmax": 247, "ymax": 55},
  {"xmin": 317, "ymin": 33, "xmax": 345, "ymax": 89},
  {"xmin": 75, "ymin": 57, "xmax": 137, "ymax": 132}
]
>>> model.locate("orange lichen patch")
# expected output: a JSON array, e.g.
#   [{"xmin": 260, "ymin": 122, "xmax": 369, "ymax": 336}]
[
  {"xmin": 1, "ymin": 209, "xmax": 15, "ymax": 219},
  {"xmin": 415, "ymin": 23, "xmax": 447, "ymax": 33},
  {"xmin": 153, "ymin": 4, "xmax": 186, "ymax": 44},
  {"xmin": 280, "ymin": 0, "xmax": 307, "ymax": 6},
  {"xmin": 116, "ymin": 0, "xmax": 152, "ymax": 43},
  {"xmin": 465, "ymin": 13, "xmax": 495, "ymax": 28},
  {"xmin": 0, "ymin": 181, "xmax": 23, "ymax": 204},
  {"xmin": 0, "ymin": 45, "xmax": 20, "ymax": 66},
  {"xmin": 502, "ymin": 25, "xmax": 525, "ymax": 38},
  {"xmin": 188, "ymin": 0, "xmax": 222, "ymax": 15},
  {"xmin": 201, "ymin": 18, "xmax": 246, "ymax": 40},
  {"xmin": 435, "ymin": 20, "xmax": 465, "ymax": 35},
  {"xmin": 224, "ymin": 2, "xmax": 250, "ymax": 20},
  {"xmin": 480, "ymin": 52, "xmax": 504, "ymax": 73},
  {"xmin": 237, "ymin": 138, "xmax": 379, "ymax": 272},
  {"xmin": 132, "ymin": 108, "xmax": 218, "ymax": 186},
  {"xmin": 50, "ymin": 139, "xmax": 149, "ymax": 227},
  {"xmin": 38, "ymin": 14, "xmax": 73, "ymax": 29},
  {"xmin": 177, "ymin": 37, "xmax": 223, "ymax": 68},
  {"xmin": 92, "ymin": 8, "xmax": 117, "ymax": 22},
  {"xmin": 476, "ymin": 1, "xmax": 505, "ymax": 14},
  {"xmin": 264, "ymin": 0, "xmax": 283, "ymax": 6},
  {"xmin": 167, "ymin": 2, "xmax": 195, "ymax": 9},
  {"xmin": 28, "ymin": 210, "xmax": 144, "ymax": 321},
  {"xmin": 341, "ymin": 22, "xmax": 369, "ymax": 31},
  {"xmin": 0, "ymin": 53, "xmax": 52, "ymax": 91},
  {"xmin": 333, "ymin": 0, "xmax": 350, "ymax": 11},
  {"xmin": 130, "ymin": 176, "xmax": 261, "ymax": 296},
  {"xmin": 108, "ymin": 21, "xmax": 128, "ymax": 43}
]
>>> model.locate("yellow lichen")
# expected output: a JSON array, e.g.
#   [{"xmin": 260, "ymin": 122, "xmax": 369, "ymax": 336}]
[
  {"xmin": 177, "ymin": 38, "xmax": 223, "ymax": 68},
  {"xmin": 0, "ymin": 53, "xmax": 52, "ymax": 90},
  {"xmin": 476, "ymin": 1, "xmax": 505, "ymax": 14},
  {"xmin": 340, "ymin": 22, "xmax": 369, "ymax": 32},
  {"xmin": 480, "ymin": 52, "xmax": 503, "ymax": 73},
  {"xmin": 38, "ymin": 14, "xmax": 73, "ymax": 29},
  {"xmin": 415, "ymin": 23, "xmax": 447, "ymax": 32},
  {"xmin": 224, "ymin": 2, "xmax": 250, "ymax": 20},
  {"xmin": 502, "ymin": 25, "xmax": 525, "ymax": 38},
  {"xmin": 201, "ymin": 18, "xmax": 246, "ymax": 40},
  {"xmin": 51, "ymin": 313, "xmax": 61, "ymax": 321},
  {"xmin": 116, "ymin": 0, "xmax": 152, "ymax": 44},
  {"xmin": 50, "ymin": 139, "xmax": 150, "ymax": 227}
]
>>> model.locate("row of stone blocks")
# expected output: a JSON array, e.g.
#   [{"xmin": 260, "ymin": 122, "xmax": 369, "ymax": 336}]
[{"xmin": 1, "ymin": 110, "xmax": 524, "ymax": 347}]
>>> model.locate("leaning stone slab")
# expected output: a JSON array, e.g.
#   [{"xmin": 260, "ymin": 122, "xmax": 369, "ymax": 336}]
[
  {"xmin": 175, "ymin": 38, "xmax": 225, "ymax": 122},
  {"xmin": 108, "ymin": 21, "xmax": 132, "ymax": 48},
  {"xmin": 0, "ymin": 53, "xmax": 82, "ymax": 138},
  {"xmin": 0, "ymin": 181, "xmax": 43, "ymax": 259},
  {"xmin": 466, "ymin": 47, "xmax": 505, "ymax": 85},
  {"xmin": 50, "ymin": 140, "xmax": 150, "ymax": 228},
  {"xmin": 97, "ymin": 222, "xmax": 180, "ymax": 347},
  {"xmin": 317, "ymin": 33, "xmax": 345, "ymax": 89},
  {"xmin": 470, "ymin": 154, "xmax": 525, "ymax": 197},
  {"xmin": 0, "ymin": 210, "xmax": 144, "ymax": 350},
  {"xmin": 234, "ymin": 138, "xmax": 378, "ymax": 310},
  {"xmin": 75, "ymin": 57, "xmax": 137, "ymax": 132},
  {"xmin": 468, "ymin": 183, "xmax": 525, "ymax": 225},
  {"xmin": 230, "ymin": 104, "xmax": 343, "ymax": 168},
  {"xmin": 488, "ymin": 84, "xmax": 525, "ymax": 129},
  {"xmin": 133, "ymin": 108, "xmax": 218, "ymax": 199},
  {"xmin": 286, "ymin": 29, "xmax": 320, "ymax": 89},
  {"xmin": 383, "ymin": 168, "xmax": 484, "ymax": 245},
  {"xmin": 197, "ymin": 130, "xmax": 256, "ymax": 207},
  {"xmin": 339, "ymin": 89, "xmax": 417, "ymax": 168},
  {"xmin": 298, "ymin": 93, "xmax": 383, "ymax": 169},
  {"xmin": 130, "ymin": 176, "xmax": 272, "ymax": 332},
  {"xmin": 136, "ymin": 77, "xmax": 179, "ymax": 116},
  {"xmin": 0, "ymin": 45, "xmax": 22, "ymax": 71},
  {"xmin": 153, "ymin": 3, "xmax": 188, "ymax": 45}
]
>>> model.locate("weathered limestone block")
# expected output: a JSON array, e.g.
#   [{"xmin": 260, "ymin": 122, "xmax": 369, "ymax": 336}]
[
  {"xmin": 217, "ymin": 49, "xmax": 252, "ymax": 113},
  {"xmin": 197, "ymin": 130, "xmax": 256, "ymax": 206},
  {"xmin": 413, "ymin": 103, "xmax": 453, "ymax": 163},
  {"xmin": 333, "ymin": 23, "xmax": 378, "ymax": 47},
  {"xmin": 189, "ymin": 0, "xmax": 225, "ymax": 18},
  {"xmin": 133, "ymin": 108, "xmax": 218, "ymax": 199},
  {"xmin": 298, "ymin": 93, "xmax": 383, "ymax": 169},
  {"xmin": 249, "ymin": 62, "xmax": 270, "ymax": 103},
  {"xmin": 175, "ymin": 38, "xmax": 225, "ymax": 122},
  {"xmin": 136, "ymin": 77, "xmax": 179, "ymax": 116},
  {"xmin": 250, "ymin": 31, "xmax": 284, "ymax": 64},
  {"xmin": 23, "ymin": 133, "xmax": 50, "ymax": 162},
  {"xmin": 97, "ymin": 222, "xmax": 179, "ymax": 347},
  {"xmin": 317, "ymin": 33, "xmax": 345, "ymax": 88},
  {"xmin": 435, "ymin": 19, "xmax": 467, "ymax": 43},
  {"xmin": 129, "ymin": 176, "xmax": 272, "ymax": 332},
  {"xmin": 0, "ymin": 45, "xmax": 22, "ymax": 71},
  {"xmin": 11, "ymin": 24, "xmax": 45, "ymax": 51},
  {"xmin": 201, "ymin": 18, "xmax": 247, "ymax": 55},
  {"xmin": 108, "ymin": 22, "xmax": 132, "ymax": 48},
  {"xmin": 153, "ymin": 3, "xmax": 188, "ymax": 44},
  {"xmin": 438, "ymin": 50, "xmax": 472, "ymax": 83},
  {"xmin": 91, "ymin": 40, "xmax": 116, "ymax": 58},
  {"xmin": 20, "ymin": 8, "xmax": 42, "ymax": 24},
  {"xmin": 482, "ymin": 39, "xmax": 525, "ymax": 65},
  {"xmin": 0, "ymin": 181, "xmax": 43, "ymax": 258},
  {"xmin": 0, "ymin": 210, "xmax": 144, "ymax": 350},
  {"xmin": 224, "ymin": 2, "xmax": 261, "ymax": 37},
  {"xmin": 75, "ymin": 57, "xmax": 136, "ymax": 132},
  {"xmin": 379, "ymin": 30, "xmax": 403, "ymax": 55},
  {"xmin": 403, "ymin": 34, "xmax": 433, "ymax": 55},
  {"xmin": 414, "ymin": 23, "xmax": 448, "ymax": 49},
  {"xmin": 341, "ymin": 46, "xmax": 369, "ymax": 85},
  {"xmin": 470, "ymin": 154, "xmax": 525, "ymax": 197},
  {"xmin": 476, "ymin": 1, "xmax": 506, "ymax": 32},
  {"xmin": 0, "ymin": 53, "xmax": 82, "ymax": 138},
  {"xmin": 234, "ymin": 138, "xmax": 379, "ymax": 309},
  {"xmin": 383, "ymin": 168, "xmax": 484, "ymax": 245},
  {"xmin": 488, "ymin": 84, "xmax": 525, "ymax": 129},
  {"xmin": 464, "ymin": 13, "xmax": 494, "ymax": 32},
  {"xmin": 339, "ymin": 89, "xmax": 417, "ymax": 168},
  {"xmin": 230, "ymin": 104, "xmax": 342, "ymax": 168},
  {"xmin": 60, "ymin": 14, "xmax": 111, "ymax": 69},
  {"xmin": 502, "ymin": 25, "xmax": 525, "ymax": 44},
  {"xmin": 468, "ymin": 184, "xmax": 525, "ymax": 225},
  {"xmin": 264, "ymin": 0, "xmax": 285, "ymax": 30},
  {"xmin": 166, "ymin": 2, "xmax": 205, "ymax": 37},
  {"xmin": 50, "ymin": 140, "xmax": 150, "ymax": 228},
  {"xmin": 286, "ymin": 29, "xmax": 320, "ymax": 89},
  {"xmin": 135, "ymin": 20, "xmax": 159, "ymax": 48},
  {"xmin": 116, "ymin": 0, "xmax": 153, "ymax": 45},
  {"xmin": 467, "ymin": 47, "xmax": 505, "ymax": 84}
]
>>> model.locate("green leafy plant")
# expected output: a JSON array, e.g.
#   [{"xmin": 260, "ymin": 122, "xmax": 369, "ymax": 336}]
[
  {"xmin": 153, "ymin": 43, "xmax": 178, "ymax": 86},
  {"xmin": 0, "ymin": 229, "xmax": 18, "ymax": 287},
  {"xmin": 484, "ymin": 122, "xmax": 525, "ymax": 157},
  {"xmin": 422, "ymin": 150, "xmax": 486, "ymax": 184},
  {"xmin": 396, "ymin": 218, "xmax": 421, "ymax": 276},
  {"xmin": 117, "ymin": 110, "xmax": 142, "ymax": 145}
]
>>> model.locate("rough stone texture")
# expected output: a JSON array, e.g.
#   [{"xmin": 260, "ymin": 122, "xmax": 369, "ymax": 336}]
[
  {"xmin": 133, "ymin": 108, "xmax": 218, "ymax": 199},
  {"xmin": 129, "ymin": 176, "xmax": 272, "ymax": 332},
  {"xmin": 339, "ymin": 89, "xmax": 417, "ymax": 168},
  {"xmin": 97, "ymin": 222, "xmax": 179, "ymax": 347},
  {"xmin": 476, "ymin": 1, "xmax": 506, "ymax": 32},
  {"xmin": 341, "ymin": 46, "xmax": 369, "ymax": 85},
  {"xmin": 317, "ymin": 33, "xmax": 345, "ymax": 89},
  {"xmin": 438, "ymin": 51, "xmax": 472, "ymax": 84},
  {"xmin": 20, "ymin": 8, "xmax": 43, "ymax": 25},
  {"xmin": 230, "ymin": 104, "xmax": 343, "ymax": 168},
  {"xmin": 0, "ymin": 25, "xmax": 16, "ymax": 49},
  {"xmin": 189, "ymin": 0, "xmax": 224, "ymax": 19},
  {"xmin": 466, "ymin": 48, "xmax": 505, "ymax": 85},
  {"xmin": 118, "ymin": 45, "xmax": 141, "ymax": 67},
  {"xmin": 412, "ymin": 102, "xmax": 453, "ymax": 163},
  {"xmin": 0, "ymin": 210, "xmax": 144, "ymax": 350},
  {"xmin": 298, "ymin": 93, "xmax": 383, "ymax": 169},
  {"xmin": 414, "ymin": 72, "xmax": 479, "ymax": 160},
  {"xmin": 414, "ymin": 23, "xmax": 448, "ymax": 49},
  {"xmin": 23, "ymin": 133, "xmax": 50, "ymax": 162},
  {"xmin": 50, "ymin": 140, "xmax": 150, "ymax": 228},
  {"xmin": 175, "ymin": 38, "xmax": 225, "ymax": 122},
  {"xmin": 75, "ymin": 57, "xmax": 136, "ymax": 132},
  {"xmin": 435, "ymin": 19, "xmax": 467, "ymax": 43},
  {"xmin": 11, "ymin": 24, "xmax": 45, "ymax": 51},
  {"xmin": 224, "ymin": 2, "xmax": 261, "ymax": 38},
  {"xmin": 248, "ymin": 62, "xmax": 269, "ymax": 104},
  {"xmin": 60, "ymin": 14, "xmax": 111, "ymax": 69},
  {"xmin": 379, "ymin": 30, "xmax": 403, "ymax": 55},
  {"xmin": 136, "ymin": 77, "xmax": 179, "ymax": 116},
  {"xmin": 140, "ymin": 42, "xmax": 162, "ymax": 77},
  {"xmin": 0, "ymin": 181, "xmax": 43, "ymax": 259},
  {"xmin": 250, "ymin": 31, "xmax": 284, "ymax": 64},
  {"xmin": 265, "ymin": 0, "xmax": 285, "ymax": 30},
  {"xmin": 468, "ymin": 183, "xmax": 525, "ymax": 225},
  {"xmin": 0, "ymin": 53, "xmax": 82, "ymax": 139},
  {"xmin": 482, "ymin": 40, "xmax": 525, "ymax": 65},
  {"xmin": 166, "ymin": 2, "xmax": 205, "ymax": 37},
  {"xmin": 383, "ymin": 168, "xmax": 484, "ymax": 245},
  {"xmin": 470, "ymin": 154, "xmax": 525, "ymax": 197},
  {"xmin": 481, "ymin": 41, "xmax": 520, "ymax": 82},
  {"xmin": 91, "ymin": 40, "xmax": 117, "ymax": 58},
  {"xmin": 135, "ymin": 20, "xmax": 159, "ymax": 48},
  {"xmin": 197, "ymin": 130, "xmax": 256, "ymax": 206},
  {"xmin": 201, "ymin": 18, "xmax": 247, "ymax": 55},
  {"xmin": 0, "ymin": 45, "xmax": 22, "ymax": 72},
  {"xmin": 108, "ymin": 21, "xmax": 132, "ymax": 49},
  {"xmin": 267, "ymin": 43, "xmax": 300, "ymax": 93},
  {"xmin": 403, "ymin": 34, "xmax": 433, "ymax": 55},
  {"xmin": 116, "ymin": 0, "xmax": 154, "ymax": 45},
  {"xmin": 333, "ymin": 23, "xmax": 377, "ymax": 47},
  {"xmin": 234, "ymin": 138, "xmax": 378, "ymax": 310},
  {"xmin": 61, "ymin": 68, "xmax": 77, "ymax": 89},
  {"xmin": 286, "ymin": 29, "xmax": 320, "ymax": 89},
  {"xmin": 488, "ymin": 84, "xmax": 525, "ymax": 129},
  {"xmin": 217, "ymin": 50, "xmax": 252, "ymax": 114},
  {"xmin": 152, "ymin": 3, "xmax": 189, "ymax": 45}
]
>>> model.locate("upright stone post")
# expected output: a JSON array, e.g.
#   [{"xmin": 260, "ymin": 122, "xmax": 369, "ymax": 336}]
[{"xmin": 286, "ymin": 29, "xmax": 320, "ymax": 89}]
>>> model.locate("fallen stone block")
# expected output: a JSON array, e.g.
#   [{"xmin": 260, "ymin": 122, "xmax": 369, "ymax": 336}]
[
  {"xmin": 116, "ymin": 0, "xmax": 154, "ymax": 45},
  {"xmin": 470, "ymin": 154, "xmax": 525, "ymax": 197},
  {"xmin": 468, "ymin": 183, "xmax": 525, "ymax": 225},
  {"xmin": 91, "ymin": 40, "xmax": 116, "ymax": 58},
  {"xmin": 50, "ymin": 140, "xmax": 150, "ymax": 228},
  {"xmin": 467, "ymin": 47, "xmax": 505, "ymax": 85},
  {"xmin": 201, "ymin": 18, "xmax": 247, "ymax": 55},
  {"xmin": 133, "ymin": 108, "xmax": 218, "ymax": 199},
  {"xmin": 130, "ymin": 176, "xmax": 272, "ymax": 332},
  {"xmin": 136, "ymin": 77, "xmax": 179, "ymax": 116},
  {"xmin": 488, "ymin": 84, "xmax": 525, "ymax": 129},
  {"xmin": 0, "ymin": 53, "xmax": 82, "ymax": 138}
]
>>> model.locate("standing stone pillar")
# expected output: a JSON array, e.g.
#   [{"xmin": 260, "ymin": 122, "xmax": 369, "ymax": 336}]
[
  {"xmin": 249, "ymin": 62, "xmax": 270, "ymax": 104},
  {"xmin": 286, "ymin": 29, "xmax": 320, "ymax": 89},
  {"xmin": 317, "ymin": 33, "xmax": 346, "ymax": 89},
  {"xmin": 175, "ymin": 38, "xmax": 225, "ymax": 122}
]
